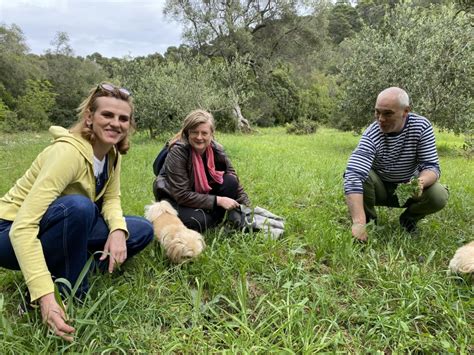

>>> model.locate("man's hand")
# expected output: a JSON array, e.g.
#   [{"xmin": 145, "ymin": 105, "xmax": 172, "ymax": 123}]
[
  {"xmin": 39, "ymin": 293, "xmax": 75, "ymax": 342},
  {"xmin": 99, "ymin": 229, "xmax": 127, "ymax": 273},
  {"xmin": 417, "ymin": 169, "xmax": 438, "ymax": 194},
  {"xmin": 414, "ymin": 178, "xmax": 424, "ymax": 198},
  {"xmin": 351, "ymin": 223, "xmax": 368, "ymax": 242},
  {"xmin": 216, "ymin": 196, "xmax": 239, "ymax": 210},
  {"xmin": 346, "ymin": 194, "xmax": 368, "ymax": 241}
]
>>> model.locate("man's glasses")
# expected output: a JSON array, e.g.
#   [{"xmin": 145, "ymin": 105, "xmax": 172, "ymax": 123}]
[{"xmin": 97, "ymin": 82, "xmax": 131, "ymax": 98}]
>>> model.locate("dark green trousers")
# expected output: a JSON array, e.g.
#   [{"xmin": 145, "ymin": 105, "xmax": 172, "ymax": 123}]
[{"xmin": 362, "ymin": 170, "xmax": 449, "ymax": 223}]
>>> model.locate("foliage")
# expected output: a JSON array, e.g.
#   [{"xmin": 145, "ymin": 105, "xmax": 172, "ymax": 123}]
[
  {"xmin": 0, "ymin": 24, "xmax": 44, "ymax": 101},
  {"xmin": 164, "ymin": 0, "xmax": 306, "ymax": 60},
  {"xmin": 0, "ymin": 128, "xmax": 472, "ymax": 352},
  {"xmin": 86, "ymin": 52, "xmax": 125, "ymax": 78},
  {"xmin": 461, "ymin": 131, "xmax": 474, "ymax": 157},
  {"xmin": 0, "ymin": 99, "xmax": 12, "ymax": 129},
  {"xmin": 163, "ymin": 0, "xmax": 325, "ymax": 129},
  {"xmin": 298, "ymin": 73, "xmax": 338, "ymax": 124},
  {"xmin": 47, "ymin": 31, "xmax": 74, "ymax": 56},
  {"xmin": 286, "ymin": 117, "xmax": 319, "ymax": 135},
  {"xmin": 115, "ymin": 56, "xmax": 254, "ymax": 138},
  {"xmin": 336, "ymin": 3, "xmax": 473, "ymax": 134},
  {"xmin": 0, "ymin": 24, "xmax": 107, "ymax": 130},
  {"xmin": 246, "ymin": 66, "xmax": 300, "ymax": 127},
  {"xmin": 5, "ymin": 79, "xmax": 57, "ymax": 132},
  {"xmin": 394, "ymin": 178, "xmax": 421, "ymax": 206},
  {"xmin": 0, "ymin": 83, "xmax": 16, "ymax": 110},
  {"xmin": 41, "ymin": 53, "xmax": 108, "ymax": 127},
  {"xmin": 328, "ymin": 1, "xmax": 363, "ymax": 44}
]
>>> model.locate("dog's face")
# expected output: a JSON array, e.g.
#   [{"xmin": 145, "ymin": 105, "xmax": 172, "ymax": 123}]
[{"xmin": 163, "ymin": 229, "xmax": 205, "ymax": 263}]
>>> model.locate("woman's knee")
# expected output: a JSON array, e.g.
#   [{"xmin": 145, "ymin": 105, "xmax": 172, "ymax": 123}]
[
  {"xmin": 214, "ymin": 174, "xmax": 239, "ymax": 199},
  {"xmin": 124, "ymin": 216, "xmax": 154, "ymax": 253},
  {"xmin": 223, "ymin": 174, "xmax": 238, "ymax": 188},
  {"xmin": 41, "ymin": 195, "xmax": 96, "ymax": 231},
  {"xmin": 180, "ymin": 209, "xmax": 213, "ymax": 233},
  {"xmin": 58, "ymin": 195, "xmax": 95, "ymax": 219}
]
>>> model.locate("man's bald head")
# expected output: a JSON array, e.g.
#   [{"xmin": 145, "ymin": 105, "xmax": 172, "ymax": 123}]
[
  {"xmin": 377, "ymin": 87, "xmax": 410, "ymax": 109},
  {"xmin": 374, "ymin": 87, "xmax": 410, "ymax": 133}
]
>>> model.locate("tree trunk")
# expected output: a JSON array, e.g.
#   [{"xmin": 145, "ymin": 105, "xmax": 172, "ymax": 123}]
[{"xmin": 233, "ymin": 103, "xmax": 251, "ymax": 132}]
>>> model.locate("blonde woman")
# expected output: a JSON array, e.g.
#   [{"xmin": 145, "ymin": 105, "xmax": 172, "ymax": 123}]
[
  {"xmin": 153, "ymin": 109, "xmax": 250, "ymax": 232},
  {"xmin": 0, "ymin": 83, "xmax": 153, "ymax": 341}
]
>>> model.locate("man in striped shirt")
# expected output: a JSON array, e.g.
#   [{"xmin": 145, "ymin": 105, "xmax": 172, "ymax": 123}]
[{"xmin": 344, "ymin": 87, "xmax": 448, "ymax": 241}]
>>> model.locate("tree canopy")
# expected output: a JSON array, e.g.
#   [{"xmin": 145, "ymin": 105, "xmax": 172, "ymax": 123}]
[
  {"xmin": 0, "ymin": 1, "xmax": 471, "ymax": 137},
  {"xmin": 336, "ymin": 3, "xmax": 473, "ymax": 134}
]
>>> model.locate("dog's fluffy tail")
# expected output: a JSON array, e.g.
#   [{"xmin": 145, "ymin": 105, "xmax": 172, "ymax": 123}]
[{"xmin": 449, "ymin": 241, "xmax": 474, "ymax": 274}]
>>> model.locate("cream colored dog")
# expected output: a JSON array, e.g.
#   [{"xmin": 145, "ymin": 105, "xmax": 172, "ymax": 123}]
[
  {"xmin": 145, "ymin": 200, "xmax": 205, "ymax": 263},
  {"xmin": 449, "ymin": 241, "xmax": 474, "ymax": 274}
]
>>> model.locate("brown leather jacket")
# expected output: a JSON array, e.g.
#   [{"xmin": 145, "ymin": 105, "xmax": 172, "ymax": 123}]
[{"xmin": 153, "ymin": 140, "xmax": 250, "ymax": 210}]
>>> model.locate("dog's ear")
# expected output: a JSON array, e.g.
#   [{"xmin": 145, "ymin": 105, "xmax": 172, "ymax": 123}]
[
  {"xmin": 145, "ymin": 201, "xmax": 178, "ymax": 222},
  {"xmin": 144, "ymin": 202, "xmax": 156, "ymax": 221},
  {"xmin": 159, "ymin": 200, "xmax": 178, "ymax": 216},
  {"xmin": 144, "ymin": 201, "xmax": 166, "ymax": 222}
]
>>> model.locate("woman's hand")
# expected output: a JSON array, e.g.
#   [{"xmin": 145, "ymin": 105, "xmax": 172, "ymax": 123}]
[
  {"xmin": 99, "ymin": 229, "xmax": 127, "ymax": 273},
  {"xmin": 39, "ymin": 293, "xmax": 75, "ymax": 342},
  {"xmin": 216, "ymin": 196, "xmax": 240, "ymax": 210}
]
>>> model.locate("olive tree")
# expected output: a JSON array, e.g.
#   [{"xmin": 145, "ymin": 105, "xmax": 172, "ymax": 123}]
[
  {"xmin": 336, "ymin": 3, "xmax": 473, "ymax": 134},
  {"xmin": 116, "ymin": 56, "xmax": 254, "ymax": 138}
]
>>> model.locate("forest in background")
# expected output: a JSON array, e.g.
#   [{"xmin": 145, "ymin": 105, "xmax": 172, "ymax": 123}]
[{"xmin": 0, "ymin": 0, "xmax": 472, "ymax": 139}]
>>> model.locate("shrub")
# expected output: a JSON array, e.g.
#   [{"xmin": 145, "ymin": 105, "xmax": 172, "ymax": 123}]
[
  {"xmin": 14, "ymin": 79, "xmax": 56, "ymax": 131},
  {"xmin": 298, "ymin": 73, "xmax": 338, "ymax": 125},
  {"xmin": 286, "ymin": 118, "xmax": 318, "ymax": 135}
]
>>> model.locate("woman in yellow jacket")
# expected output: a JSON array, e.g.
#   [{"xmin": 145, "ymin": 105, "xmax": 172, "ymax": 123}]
[{"xmin": 0, "ymin": 83, "xmax": 153, "ymax": 341}]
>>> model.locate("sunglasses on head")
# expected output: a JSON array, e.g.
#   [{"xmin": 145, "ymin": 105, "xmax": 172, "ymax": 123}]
[{"xmin": 97, "ymin": 82, "xmax": 131, "ymax": 98}]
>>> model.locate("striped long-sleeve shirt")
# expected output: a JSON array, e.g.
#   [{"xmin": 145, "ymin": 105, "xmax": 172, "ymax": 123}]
[{"xmin": 344, "ymin": 113, "xmax": 440, "ymax": 195}]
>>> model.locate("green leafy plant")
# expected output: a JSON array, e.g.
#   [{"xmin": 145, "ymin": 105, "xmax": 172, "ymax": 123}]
[{"xmin": 395, "ymin": 178, "xmax": 421, "ymax": 206}]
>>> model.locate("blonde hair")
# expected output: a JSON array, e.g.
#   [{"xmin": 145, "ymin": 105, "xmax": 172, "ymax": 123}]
[
  {"xmin": 70, "ymin": 82, "xmax": 136, "ymax": 154},
  {"xmin": 170, "ymin": 109, "xmax": 215, "ymax": 147}
]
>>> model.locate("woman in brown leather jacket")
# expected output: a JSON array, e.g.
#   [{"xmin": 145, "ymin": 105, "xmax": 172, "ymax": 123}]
[{"xmin": 153, "ymin": 109, "xmax": 250, "ymax": 232}]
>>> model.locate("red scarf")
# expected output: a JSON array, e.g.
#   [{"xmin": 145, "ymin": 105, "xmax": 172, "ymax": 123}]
[{"xmin": 192, "ymin": 145, "xmax": 224, "ymax": 194}]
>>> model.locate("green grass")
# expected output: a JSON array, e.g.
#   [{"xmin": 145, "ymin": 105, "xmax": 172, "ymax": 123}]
[{"xmin": 0, "ymin": 127, "xmax": 472, "ymax": 353}]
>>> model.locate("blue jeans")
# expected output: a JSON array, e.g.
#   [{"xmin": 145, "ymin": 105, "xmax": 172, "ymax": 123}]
[{"xmin": 0, "ymin": 195, "xmax": 154, "ymax": 297}]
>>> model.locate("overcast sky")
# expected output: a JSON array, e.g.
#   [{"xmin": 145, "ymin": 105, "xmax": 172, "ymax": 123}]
[{"xmin": 0, "ymin": 0, "xmax": 184, "ymax": 58}]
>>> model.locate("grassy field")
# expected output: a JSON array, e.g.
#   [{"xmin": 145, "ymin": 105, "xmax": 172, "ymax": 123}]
[{"xmin": 0, "ymin": 127, "xmax": 472, "ymax": 353}]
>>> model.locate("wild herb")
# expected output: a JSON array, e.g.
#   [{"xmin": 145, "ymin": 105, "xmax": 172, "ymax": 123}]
[{"xmin": 395, "ymin": 178, "xmax": 421, "ymax": 206}]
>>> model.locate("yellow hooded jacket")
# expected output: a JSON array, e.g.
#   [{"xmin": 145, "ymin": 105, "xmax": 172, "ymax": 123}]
[{"xmin": 0, "ymin": 126, "xmax": 128, "ymax": 301}]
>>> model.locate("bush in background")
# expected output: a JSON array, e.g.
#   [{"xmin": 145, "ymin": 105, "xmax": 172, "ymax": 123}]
[
  {"xmin": 286, "ymin": 117, "xmax": 318, "ymax": 135},
  {"xmin": 3, "ymin": 79, "xmax": 56, "ymax": 132}
]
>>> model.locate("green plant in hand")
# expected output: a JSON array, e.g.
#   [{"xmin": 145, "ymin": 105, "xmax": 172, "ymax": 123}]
[{"xmin": 395, "ymin": 178, "xmax": 421, "ymax": 206}]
